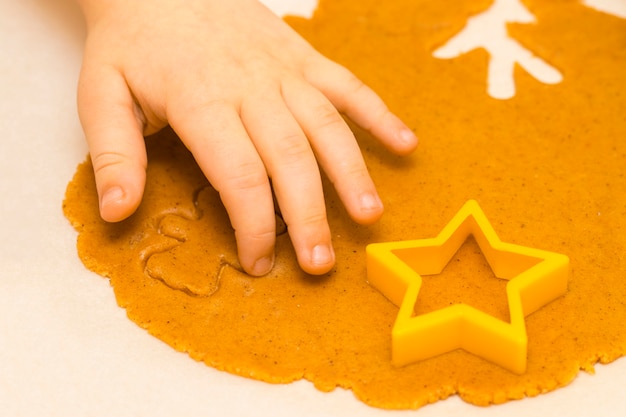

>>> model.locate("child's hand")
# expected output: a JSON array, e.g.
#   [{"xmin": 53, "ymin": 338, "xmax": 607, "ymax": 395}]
[{"xmin": 76, "ymin": 0, "xmax": 418, "ymax": 276}]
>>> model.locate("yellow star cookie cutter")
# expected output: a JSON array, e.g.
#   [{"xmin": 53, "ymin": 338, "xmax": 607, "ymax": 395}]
[{"xmin": 366, "ymin": 200, "xmax": 569, "ymax": 374}]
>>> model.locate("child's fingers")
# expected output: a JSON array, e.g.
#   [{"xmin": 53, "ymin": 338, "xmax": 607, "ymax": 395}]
[
  {"xmin": 77, "ymin": 64, "xmax": 147, "ymax": 222},
  {"xmin": 304, "ymin": 56, "xmax": 418, "ymax": 155},
  {"xmin": 240, "ymin": 89, "xmax": 335, "ymax": 275},
  {"xmin": 169, "ymin": 101, "xmax": 277, "ymax": 277},
  {"xmin": 282, "ymin": 77, "xmax": 384, "ymax": 226}
]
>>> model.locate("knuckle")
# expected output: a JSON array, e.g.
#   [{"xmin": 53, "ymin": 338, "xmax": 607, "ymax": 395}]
[
  {"xmin": 174, "ymin": 97, "xmax": 232, "ymax": 124},
  {"xmin": 91, "ymin": 151, "xmax": 134, "ymax": 175},
  {"xmin": 188, "ymin": 98, "xmax": 231, "ymax": 114},
  {"xmin": 244, "ymin": 227, "xmax": 277, "ymax": 244},
  {"xmin": 311, "ymin": 103, "xmax": 345, "ymax": 131},
  {"xmin": 223, "ymin": 161, "xmax": 268, "ymax": 192},
  {"xmin": 344, "ymin": 72, "xmax": 368, "ymax": 96},
  {"xmin": 339, "ymin": 161, "xmax": 369, "ymax": 181},
  {"xmin": 275, "ymin": 134, "xmax": 312, "ymax": 162},
  {"xmin": 296, "ymin": 210, "xmax": 328, "ymax": 229}
]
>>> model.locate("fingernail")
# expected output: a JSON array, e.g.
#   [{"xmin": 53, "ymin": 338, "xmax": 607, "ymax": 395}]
[
  {"xmin": 252, "ymin": 254, "xmax": 274, "ymax": 276},
  {"xmin": 398, "ymin": 127, "xmax": 418, "ymax": 146},
  {"xmin": 100, "ymin": 186, "xmax": 125, "ymax": 210},
  {"xmin": 360, "ymin": 192, "xmax": 383, "ymax": 213},
  {"xmin": 311, "ymin": 244, "xmax": 334, "ymax": 267}
]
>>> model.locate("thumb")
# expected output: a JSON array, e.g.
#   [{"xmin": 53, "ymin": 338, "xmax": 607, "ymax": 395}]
[{"xmin": 77, "ymin": 63, "xmax": 147, "ymax": 222}]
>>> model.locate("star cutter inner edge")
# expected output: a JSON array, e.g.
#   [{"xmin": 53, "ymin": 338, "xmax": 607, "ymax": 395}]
[{"xmin": 366, "ymin": 200, "xmax": 569, "ymax": 374}]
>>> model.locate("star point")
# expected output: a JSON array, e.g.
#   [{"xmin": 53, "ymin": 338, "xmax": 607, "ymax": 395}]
[{"xmin": 366, "ymin": 200, "xmax": 569, "ymax": 374}]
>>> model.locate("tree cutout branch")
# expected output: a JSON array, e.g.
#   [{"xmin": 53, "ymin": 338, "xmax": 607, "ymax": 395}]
[{"xmin": 433, "ymin": 0, "xmax": 563, "ymax": 100}]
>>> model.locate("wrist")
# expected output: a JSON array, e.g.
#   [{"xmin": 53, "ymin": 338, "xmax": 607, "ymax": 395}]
[{"xmin": 75, "ymin": 0, "xmax": 120, "ymax": 28}]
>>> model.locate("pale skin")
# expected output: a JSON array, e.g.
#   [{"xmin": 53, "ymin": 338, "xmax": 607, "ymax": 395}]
[{"xmin": 76, "ymin": 0, "xmax": 418, "ymax": 276}]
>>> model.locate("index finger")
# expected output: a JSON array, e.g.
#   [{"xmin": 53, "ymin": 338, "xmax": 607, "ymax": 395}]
[{"xmin": 304, "ymin": 56, "xmax": 418, "ymax": 155}]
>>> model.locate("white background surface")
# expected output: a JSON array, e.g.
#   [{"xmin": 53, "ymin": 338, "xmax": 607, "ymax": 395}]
[{"xmin": 1, "ymin": 0, "xmax": 625, "ymax": 416}]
